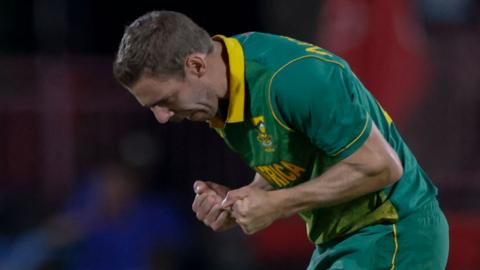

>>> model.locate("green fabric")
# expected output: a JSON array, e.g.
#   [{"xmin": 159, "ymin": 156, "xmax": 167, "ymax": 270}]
[
  {"xmin": 215, "ymin": 32, "xmax": 441, "ymax": 245},
  {"xmin": 307, "ymin": 199, "xmax": 449, "ymax": 269},
  {"xmin": 271, "ymin": 57, "xmax": 370, "ymax": 159}
]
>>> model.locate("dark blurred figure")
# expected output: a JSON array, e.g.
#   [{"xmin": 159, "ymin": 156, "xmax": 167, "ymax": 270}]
[{"xmin": 0, "ymin": 162, "xmax": 190, "ymax": 270}]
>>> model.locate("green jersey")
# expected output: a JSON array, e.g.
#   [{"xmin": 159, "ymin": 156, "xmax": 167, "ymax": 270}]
[{"xmin": 210, "ymin": 32, "xmax": 438, "ymax": 245}]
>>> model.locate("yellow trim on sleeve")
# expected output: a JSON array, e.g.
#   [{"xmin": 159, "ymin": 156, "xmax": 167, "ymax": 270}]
[
  {"xmin": 268, "ymin": 55, "xmax": 346, "ymax": 132},
  {"xmin": 209, "ymin": 35, "xmax": 246, "ymax": 128},
  {"xmin": 332, "ymin": 114, "xmax": 370, "ymax": 157},
  {"xmin": 390, "ymin": 224, "xmax": 399, "ymax": 270},
  {"xmin": 383, "ymin": 109, "xmax": 393, "ymax": 126},
  {"xmin": 376, "ymin": 101, "xmax": 393, "ymax": 126}
]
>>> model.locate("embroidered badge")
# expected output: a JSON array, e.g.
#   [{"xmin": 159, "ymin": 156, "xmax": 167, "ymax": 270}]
[{"xmin": 252, "ymin": 116, "xmax": 275, "ymax": 152}]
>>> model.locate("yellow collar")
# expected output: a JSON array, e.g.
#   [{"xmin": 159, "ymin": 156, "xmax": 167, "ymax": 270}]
[{"xmin": 209, "ymin": 35, "xmax": 246, "ymax": 128}]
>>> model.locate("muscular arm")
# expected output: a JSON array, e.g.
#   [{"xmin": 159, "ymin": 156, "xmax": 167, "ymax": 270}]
[
  {"xmin": 273, "ymin": 122, "xmax": 403, "ymax": 217},
  {"xmin": 223, "ymin": 58, "xmax": 405, "ymax": 234},
  {"xmin": 222, "ymin": 122, "xmax": 403, "ymax": 235}
]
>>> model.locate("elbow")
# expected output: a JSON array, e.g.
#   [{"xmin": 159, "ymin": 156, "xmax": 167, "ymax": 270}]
[
  {"xmin": 368, "ymin": 152, "xmax": 403, "ymax": 187},
  {"xmin": 387, "ymin": 147, "xmax": 403, "ymax": 184},
  {"xmin": 380, "ymin": 153, "xmax": 403, "ymax": 186},
  {"xmin": 387, "ymin": 161, "xmax": 403, "ymax": 185}
]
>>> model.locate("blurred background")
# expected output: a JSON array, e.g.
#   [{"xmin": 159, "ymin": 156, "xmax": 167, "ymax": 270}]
[{"xmin": 0, "ymin": 0, "xmax": 479, "ymax": 269}]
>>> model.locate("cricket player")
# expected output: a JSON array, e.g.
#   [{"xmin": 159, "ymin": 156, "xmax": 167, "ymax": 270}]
[{"xmin": 113, "ymin": 10, "xmax": 449, "ymax": 269}]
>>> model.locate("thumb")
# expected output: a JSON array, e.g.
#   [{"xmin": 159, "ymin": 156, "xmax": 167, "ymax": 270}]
[
  {"xmin": 193, "ymin": 180, "xmax": 211, "ymax": 195},
  {"xmin": 205, "ymin": 181, "xmax": 230, "ymax": 198},
  {"xmin": 221, "ymin": 187, "xmax": 250, "ymax": 210}
]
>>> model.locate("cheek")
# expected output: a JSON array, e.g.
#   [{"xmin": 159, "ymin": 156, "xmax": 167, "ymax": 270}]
[
  {"xmin": 176, "ymin": 83, "xmax": 215, "ymax": 110},
  {"xmin": 207, "ymin": 88, "xmax": 219, "ymax": 108},
  {"xmin": 198, "ymin": 86, "xmax": 214, "ymax": 103},
  {"xmin": 186, "ymin": 86, "xmax": 211, "ymax": 105},
  {"xmin": 175, "ymin": 93, "xmax": 195, "ymax": 108}
]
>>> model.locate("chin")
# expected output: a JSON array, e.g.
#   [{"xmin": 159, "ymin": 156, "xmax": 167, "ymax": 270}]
[
  {"xmin": 189, "ymin": 115, "xmax": 208, "ymax": 122},
  {"xmin": 190, "ymin": 111, "xmax": 213, "ymax": 122}
]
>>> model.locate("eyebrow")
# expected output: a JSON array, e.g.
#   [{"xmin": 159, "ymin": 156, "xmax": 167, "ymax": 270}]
[
  {"xmin": 143, "ymin": 100, "xmax": 161, "ymax": 108},
  {"xmin": 142, "ymin": 102, "xmax": 154, "ymax": 108}
]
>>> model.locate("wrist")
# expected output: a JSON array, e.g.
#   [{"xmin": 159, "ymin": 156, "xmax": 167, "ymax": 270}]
[
  {"xmin": 271, "ymin": 188, "xmax": 296, "ymax": 218},
  {"xmin": 249, "ymin": 174, "xmax": 274, "ymax": 191}
]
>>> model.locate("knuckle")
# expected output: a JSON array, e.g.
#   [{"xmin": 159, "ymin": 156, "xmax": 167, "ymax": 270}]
[
  {"xmin": 211, "ymin": 224, "xmax": 220, "ymax": 232},
  {"xmin": 203, "ymin": 216, "xmax": 211, "ymax": 224},
  {"xmin": 236, "ymin": 218, "xmax": 245, "ymax": 226},
  {"xmin": 206, "ymin": 212, "xmax": 216, "ymax": 223},
  {"xmin": 203, "ymin": 219, "xmax": 212, "ymax": 227},
  {"xmin": 199, "ymin": 202, "xmax": 211, "ymax": 212},
  {"xmin": 212, "ymin": 203, "xmax": 222, "ymax": 212},
  {"xmin": 237, "ymin": 208, "xmax": 247, "ymax": 217},
  {"xmin": 192, "ymin": 202, "xmax": 198, "ymax": 212},
  {"xmin": 206, "ymin": 195, "xmax": 217, "ymax": 204}
]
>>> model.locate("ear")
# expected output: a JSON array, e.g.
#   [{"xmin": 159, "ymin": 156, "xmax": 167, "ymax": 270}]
[{"xmin": 185, "ymin": 53, "xmax": 207, "ymax": 77}]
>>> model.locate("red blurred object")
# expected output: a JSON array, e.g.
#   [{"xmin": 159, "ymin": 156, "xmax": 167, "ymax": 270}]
[
  {"xmin": 318, "ymin": 0, "xmax": 431, "ymax": 126},
  {"xmin": 251, "ymin": 216, "xmax": 312, "ymax": 261},
  {"xmin": 446, "ymin": 212, "xmax": 480, "ymax": 269}
]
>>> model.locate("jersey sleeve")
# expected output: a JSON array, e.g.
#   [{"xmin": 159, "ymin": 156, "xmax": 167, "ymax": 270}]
[{"xmin": 271, "ymin": 57, "xmax": 372, "ymax": 160}]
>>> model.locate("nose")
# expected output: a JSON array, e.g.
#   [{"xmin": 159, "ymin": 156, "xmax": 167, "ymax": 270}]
[{"xmin": 150, "ymin": 106, "xmax": 174, "ymax": 124}]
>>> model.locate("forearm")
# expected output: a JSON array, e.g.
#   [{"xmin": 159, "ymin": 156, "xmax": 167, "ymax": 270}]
[
  {"xmin": 273, "ymin": 161, "xmax": 393, "ymax": 217},
  {"xmin": 272, "ymin": 123, "xmax": 403, "ymax": 217},
  {"xmin": 248, "ymin": 173, "xmax": 274, "ymax": 191}
]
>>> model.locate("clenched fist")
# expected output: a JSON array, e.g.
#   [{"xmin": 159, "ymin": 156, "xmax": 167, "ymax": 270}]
[
  {"xmin": 221, "ymin": 186, "xmax": 283, "ymax": 235},
  {"xmin": 192, "ymin": 180, "xmax": 236, "ymax": 231}
]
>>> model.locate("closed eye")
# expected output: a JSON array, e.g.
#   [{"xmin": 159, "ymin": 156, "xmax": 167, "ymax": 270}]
[{"xmin": 146, "ymin": 94, "xmax": 175, "ymax": 108}]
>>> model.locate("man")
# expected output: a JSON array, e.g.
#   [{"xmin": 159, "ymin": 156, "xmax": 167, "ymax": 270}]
[{"xmin": 113, "ymin": 10, "xmax": 449, "ymax": 269}]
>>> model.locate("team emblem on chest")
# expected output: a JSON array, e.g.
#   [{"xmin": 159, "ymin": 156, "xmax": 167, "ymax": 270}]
[{"xmin": 252, "ymin": 116, "xmax": 275, "ymax": 152}]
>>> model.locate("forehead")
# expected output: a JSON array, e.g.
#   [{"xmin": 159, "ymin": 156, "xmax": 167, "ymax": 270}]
[{"xmin": 128, "ymin": 76, "xmax": 182, "ymax": 106}]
